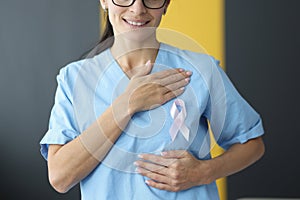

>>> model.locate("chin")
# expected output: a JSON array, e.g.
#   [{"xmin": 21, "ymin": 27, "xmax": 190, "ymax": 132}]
[{"xmin": 118, "ymin": 27, "xmax": 158, "ymax": 44}]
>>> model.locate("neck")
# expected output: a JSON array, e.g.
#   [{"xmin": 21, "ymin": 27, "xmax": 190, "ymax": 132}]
[{"xmin": 110, "ymin": 31, "xmax": 160, "ymax": 74}]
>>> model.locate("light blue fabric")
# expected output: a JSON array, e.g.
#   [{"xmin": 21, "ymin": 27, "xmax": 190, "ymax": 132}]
[{"xmin": 40, "ymin": 43, "xmax": 264, "ymax": 200}]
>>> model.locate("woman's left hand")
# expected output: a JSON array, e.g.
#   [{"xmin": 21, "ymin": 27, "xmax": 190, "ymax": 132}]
[{"xmin": 134, "ymin": 150, "xmax": 215, "ymax": 192}]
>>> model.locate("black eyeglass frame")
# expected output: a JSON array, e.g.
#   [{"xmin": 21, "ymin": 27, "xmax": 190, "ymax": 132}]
[{"xmin": 112, "ymin": 0, "xmax": 167, "ymax": 9}]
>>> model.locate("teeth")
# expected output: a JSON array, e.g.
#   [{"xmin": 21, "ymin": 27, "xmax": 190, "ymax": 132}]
[{"xmin": 126, "ymin": 20, "xmax": 146, "ymax": 26}]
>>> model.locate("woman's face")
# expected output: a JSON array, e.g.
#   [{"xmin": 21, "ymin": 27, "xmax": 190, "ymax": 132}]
[{"xmin": 100, "ymin": 0, "xmax": 168, "ymax": 37}]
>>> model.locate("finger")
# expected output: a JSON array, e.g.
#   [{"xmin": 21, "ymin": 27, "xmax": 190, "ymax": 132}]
[
  {"xmin": 136, "ymin": 167, "xmax": 171, "ymax": 185},
  {"xmin": 149, "ymin": 68, "xmax": 188, "ymax": 80},
  {"xmin": 139, "ymin": 154, "xmax": 176, "ymax": 167},
  {"xmin": 156, "ymin": 70, "xmax": 192, "ymax": 85},
  {"xmin": 145, "ymin": 86, "xmax": 185, "ymax": 106},
  {"xmin": 163, "ymin": 77, "xmax": 190, "ymax": 92},
  {"xmin": 134, "ymin": 160, "xmax": 168, "ymax": 174},
  {"xmin": 161, "ymin": 150, "xmax": 189, "ymax": 159},
  {"xmin": 162, "ymin": 87, "xmax": 185, "ymax": 101},
  {"xmin": 136, "ymin": 161, "xmax": 184, "ymax": 181},
  {"xmin": 145, "ymin": 180, "xmax": 180, "ymax": 192},
  {"xmin": 158, "ymin": 72, "xmax": 191, "ymax": 87}
]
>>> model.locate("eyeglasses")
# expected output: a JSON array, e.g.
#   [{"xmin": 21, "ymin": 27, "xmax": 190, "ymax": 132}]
[{"xmin": 112, "ymin": 0, "xmax": 167, "ymax": 9}]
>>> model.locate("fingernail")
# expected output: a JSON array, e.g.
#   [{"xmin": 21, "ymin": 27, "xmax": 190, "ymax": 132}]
[
  {"xmin": 186, "ymin": 71, "xmax": 192, "ymax": 75},
  {"xmin": 178, "ymin": 68, "xmax": 184, "ymax": 72},
  {"xmin": 161, "ymin": 152, "xmax": 167, "ymax": 156},
  {"xmin": 145, "ymin": 180, "xmax": 150, "ymax": 184},
  {"xmin": 138, "ymin": 154, "xmax": 143, "ymax": 158},
  {"xmin": 180, "ymin": 87, "xmax": 185, "ymax": 90},
  {"xmin": 145, "ymin": 60, "xmax": 151, "ymax": 66},
  {"xmin": 185, "ymin": 78, "xmax": 190, "ymax": 82},
  {"xmin": 133, "ymin": 161, "xmax": 138, "ymax": 166}
]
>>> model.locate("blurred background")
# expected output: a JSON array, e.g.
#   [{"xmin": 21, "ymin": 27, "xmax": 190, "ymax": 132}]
[{"xmin": 0, "ymin": 0, "xmax": 299, "ymax": 199}]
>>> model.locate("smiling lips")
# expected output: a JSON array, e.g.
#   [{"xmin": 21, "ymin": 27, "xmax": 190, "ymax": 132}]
[{"xmin": 124, "ymin": 19, "xmax": 149, "ymax": 27}]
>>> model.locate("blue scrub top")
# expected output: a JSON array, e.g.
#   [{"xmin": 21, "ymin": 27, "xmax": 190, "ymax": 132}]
[{"xmin": 40, "ymin": 43, "xmax": 264, "ymax": 200}]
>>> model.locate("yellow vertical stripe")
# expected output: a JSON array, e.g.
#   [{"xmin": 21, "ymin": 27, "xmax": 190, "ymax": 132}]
[
  {"xmin": 160, "ymin": 0, "xmax": 225, "ymax": 64},
  {"xmin": 159, "ymin": 1, "xmax": 226, "ymax": 200}
]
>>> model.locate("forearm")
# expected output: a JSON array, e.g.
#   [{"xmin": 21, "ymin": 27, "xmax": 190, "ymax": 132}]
[
  {"xmin": 134, "ymin": 137, "xmax": 264, "ymax": 192},
  {"xmin": 48, "ymin": 93, "xmax": 132, "ymax": 193},
  {"xmin": 207, "ymin": 137, "xmax": 265, "ymax": 182},
  {"xmin": 47, "ymin": 68, "xmax": 191, "ymax": 193}
]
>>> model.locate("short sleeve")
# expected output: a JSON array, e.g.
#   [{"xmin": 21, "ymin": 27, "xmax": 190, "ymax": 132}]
[
  {"xmin": 204, "ymin": 58, "xmax": 264, "ymax": 150},
  {"xmin": 40, "ymin": 67, "xmax": 80, "ymax": 160}
]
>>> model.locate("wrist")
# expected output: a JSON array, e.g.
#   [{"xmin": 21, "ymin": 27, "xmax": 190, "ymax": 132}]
[
  {"xmin": 194, "ymin": 159, "xmax": 219, "ymax": 185},
  {"xmin": 115, "ymin": 93, "xmax": 136, "ymax": 117},
  {"xmin": 207, "ymin": 156, "xmax": 224, "ymax": 182}
]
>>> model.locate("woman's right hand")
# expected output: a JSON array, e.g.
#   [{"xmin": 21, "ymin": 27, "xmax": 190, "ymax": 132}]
[{"xmin": 124, "ymin": 61, "xmax": 192, "ymax": 115}]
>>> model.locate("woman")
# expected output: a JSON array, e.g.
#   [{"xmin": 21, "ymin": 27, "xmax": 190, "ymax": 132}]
[{"xmin": 40, "ymin": 0, "xmax": 265, "ymax": 199}]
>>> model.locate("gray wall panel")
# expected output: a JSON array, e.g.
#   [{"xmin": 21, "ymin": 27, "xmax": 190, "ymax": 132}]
[
  {"xmin": 0, "ymin": 0, "xmax": 99, "ymax": 199},
  {"xmin": 226, "ymin": 0, "xmax": 300, "ymax": 199}
]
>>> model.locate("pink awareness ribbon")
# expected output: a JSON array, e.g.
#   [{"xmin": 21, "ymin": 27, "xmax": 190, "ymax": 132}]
[{"xmin": 169, "ymin": 99, "xmax": 190, "ymax": 141}]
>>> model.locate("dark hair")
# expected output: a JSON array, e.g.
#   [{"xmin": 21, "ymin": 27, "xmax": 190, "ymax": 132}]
[
  {"xmin": 100, "ymin": 12, "xmax": 114, "ymax": 45},
  {"xmin": 81, "ymin": 11, "xmax": 114, "ymax": 59}
]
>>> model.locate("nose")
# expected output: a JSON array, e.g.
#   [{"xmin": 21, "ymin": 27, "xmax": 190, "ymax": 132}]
[{"xmin": 129, "ymin": 0, "xmax": 147, "ymax": 14}]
